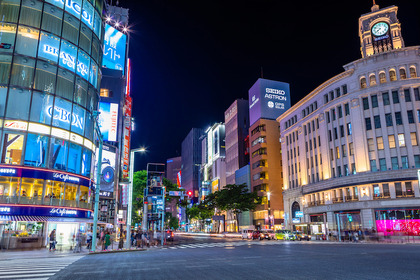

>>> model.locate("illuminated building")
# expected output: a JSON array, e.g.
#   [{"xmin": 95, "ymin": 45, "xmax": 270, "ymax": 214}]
[
  {"xmin": 278, "ymin": 3, "xmax": 420, "ymax": 237},
  {"xmin": 0, "ymin": 0, "xmax": 105, "ymax": 249},
  {"xmin": 249, "ymin": 78, "xmax": 291, "ymax": 230}
]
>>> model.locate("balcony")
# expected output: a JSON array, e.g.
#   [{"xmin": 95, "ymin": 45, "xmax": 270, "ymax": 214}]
[
  {"xmin": 0, "ymin": 195, "xmax": 92, "ymax": 210},
  {"xmin": 373, "ymin": 193, "xmax": 391, "ymax": 200},
  {"xmin": 345, "ymin": 196, "xmax": 358, "ymax": 202},
  {"xmin": 396, "ymin": 191, "xmax": 415, "ymax": 198},
  {"xmin": 332, "ymin": 197, "xmax": 343, "ymax": 203}
]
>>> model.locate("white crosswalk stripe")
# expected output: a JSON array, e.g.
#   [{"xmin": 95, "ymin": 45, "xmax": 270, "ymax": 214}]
[
  {"xmin": 167, "ymin": 241, "xmax": 280, "ymax": 250},
  {"xmin": 0, "ymin": 255, "xmax": 84, "ymax": 280}
]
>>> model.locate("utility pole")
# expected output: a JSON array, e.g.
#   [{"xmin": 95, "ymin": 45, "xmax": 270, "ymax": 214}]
[
  {"xmin": 91, "ymin": 111, "xmax": 103, "ymax": 252},
  {"xmin": 161, "ymin": 186, "xmax": 166, "ymax": 246}
]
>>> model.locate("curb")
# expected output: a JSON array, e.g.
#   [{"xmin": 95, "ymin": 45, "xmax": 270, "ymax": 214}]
[{"xmin": 88, "ymin": 248, "xmax": 147, "ymax": 255}]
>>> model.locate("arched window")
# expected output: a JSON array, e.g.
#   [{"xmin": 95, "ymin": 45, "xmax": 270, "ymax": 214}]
[
  {"xmin": 379, "ymin": 72, "xmax": 387, "ymax": 84},
  {"xmin": 369, "ymin": 74, "xmax": 377, "ymax": 86},
  {"xmin": 400, "ymin": 68, "xmax": 407, "ymax": 80},
  {"xmin": 389, "ymin": 69, "xmax": 397, "ymax": 81},
  {"xmin": 360, "ymin": 77, "xmax": 367, "ymax": 89},
  {"xmin": 410, "ymin": 66, "xmax": 417, "ymax": 78},
  {"xmin": 291, "ymin": 201, "xmax": 301, "ymax": 218}
]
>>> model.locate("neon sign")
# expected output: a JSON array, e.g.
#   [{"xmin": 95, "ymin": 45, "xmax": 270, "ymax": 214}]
[
  {"xmin": 50, "ymin": 208, "xmax": 78, "ymax": 216},
  {"xmin": 0, "ymin": 207, "xmax": 11, "ymax": 213},
  {"xmin": 43, "ymin": 45, "xmax": 88, "ymax": 77},
  {"xmin": 46, "ymin": 106, "xmax": 84, "ymax": 130},
  {"xmin": 52, "ymin": 172, "xmax": 80, "ymax": 183},
  {"xmin": 52, "ymin": 0, "xmax": 93, "ymax": 28}
]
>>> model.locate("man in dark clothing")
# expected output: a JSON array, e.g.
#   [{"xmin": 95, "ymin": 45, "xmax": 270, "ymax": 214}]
[{"xmin": 49, "ymin": 229, "xmax": 56, "ymax": 251}]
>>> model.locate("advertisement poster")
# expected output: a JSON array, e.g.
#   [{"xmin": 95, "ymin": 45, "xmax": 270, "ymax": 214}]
[
  {"xmin": 95, "ymin": 145, "xmax": 116, "ymax": 195},
  {"xmin": 98, "ymin": 102, "xmax": 119, "ymax": 142},
  {"xmin": 103, "ymin": 24, "xmax": 127, "ymax": 73}
]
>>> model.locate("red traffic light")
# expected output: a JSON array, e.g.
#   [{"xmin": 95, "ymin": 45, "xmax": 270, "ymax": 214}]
[{"xmin": 187, "ymin": 190, "xmax": 193, "ymax": 197}]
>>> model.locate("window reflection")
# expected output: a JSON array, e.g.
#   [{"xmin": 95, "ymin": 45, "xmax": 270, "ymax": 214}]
[
  {"xmin": 48, "ymin": 137, "xmax": 68, "ymax": 171},
  {"xmin": 2, "ymin": 133, "xmax": 24, "ymax": 165},
  {"xmin": 24, "ymin": 133, "xmax": 48, "ymax": 167}
]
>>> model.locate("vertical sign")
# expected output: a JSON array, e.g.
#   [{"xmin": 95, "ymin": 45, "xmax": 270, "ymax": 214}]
[{"xmin": 122, "ymin": 59, "xmax": 132, "ymax": 179}]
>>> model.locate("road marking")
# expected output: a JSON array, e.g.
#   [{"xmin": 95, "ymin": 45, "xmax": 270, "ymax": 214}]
[
  {"xmin": 243, "ymin": 256, "xmax": 261, "ymax": 259},
  {"xmin": 185, "ymin": 265, "xmax": 210, "ymax": 268},
  {"xmin": 0, "ymin": 273, "xmax": 56, "ymax": 279}
]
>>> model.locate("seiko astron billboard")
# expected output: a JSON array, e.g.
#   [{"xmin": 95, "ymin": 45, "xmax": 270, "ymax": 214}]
[{"xmin": 249, "ymin": 78, "xmax": 291, "ymax": 125}]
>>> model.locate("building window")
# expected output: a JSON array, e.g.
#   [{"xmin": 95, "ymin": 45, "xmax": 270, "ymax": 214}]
[
  {"xmin": 251, "ymin": 125, "xmax": 266, "ymax": 136},
  {"xmin": 410, "ymin": 67, "xmax": 417, "ymax": 78},
  {"xmin": 395, "ymin": 112, "xmax": 403, "ymax": 125},
  {"xmin": 379, "ymin": 72, "xmax": 387, "ymax": 84},
  {"xmin": 349, "ymin": 143, "xmax": 354, "ymax": 156},
  {"xmin": 370, "ymin": 160, "xmax": 378, "ymax": 172},
  {"xmin": 379, "ymin": 158, "xmax": 387, "ymax": 171},
  {"xmin": 326, "ymin": 112, "xmax": 330, "ymax": 123},
  {"xmin": 407, "ymin": 110, "xmax": 415, "ymax": 124},
  {"xmin": 365, "ymin": 117, "xmax": 372, "ymax": 131},
  {"xmin": 338, "ymin": 106, "xmax": 343, "ymax": 118},
  {"xmin": 369, "ymin": 74, "xmax": 376, "ymax": 86},
  {"xmin": 414, "ymin": 88, "xmax": 420, "ymax": 101},
  {"xmin": 385, "ymin": 113, "xmax": 393, "ymax": 127},
  {"xmin": 334, "ymin": 128, "xmax": 338, "ymax": 140},
  {"xmin": 411, "ymin": 132, "xmax": 418, "ymax": 146},
  {"xmin": 360, "ymin": 77, "xmax": 367, "ymax": 89},
  {"xmin": 392, "ymin": 90, "xmax": 400, "ymax": 104},
  {"xmin": 344, "ymin": 164, "xmax": 349, "ymax": 176},
  {"xmin": 336, "ymin": 146, "xmax": 340, "ymax": 159},
  {"xmin": 395, "ymin": 182, "xmax": 403, "ymax": 197},
  {"xmin": 374, "ymin": 115, "xmax": 381, "ymax": 129},
  {"xmin": 344, "ymin": 103, "xmax": 350, "ymax": 115},
  {"xmin": 1, "ymin": 133, "xmax": 24, "ymax": 165},
  {"xmin": 398, "ymin": 133, "xmax": 405, "ymax": 147},
  {"xmin": 324, "ymin": 94, "xmax": 328, "ymax": 104},
  {"xmin": 391, "ymin": 157, "xmax": 399, "ymax": 170},
  {"xmin": 330, "ymin": 149, "xmax": 334, "ymax": 160},
  {"xmin": 342, "ymin": 85, "xmax": 348, "ymax": 94},
  {"xmin": 377, "ymin": 137, "xmax": 384, "ymax": 150},
  {"xmin": 362, "ymin": 97, "xmax": 369, "ymax": 110},
  {"xmin": 388, "ymin": 135, "xmax": 396, "ymax": 148},
  {"xmin": 332, "ymin": 109, "xmax": 336, "ymax": 121},
  {"xmin": 367, "ymin": 138, "xmax": 375, "ymax": 152},
  {"xmin": 401, "ymin": 156, "xmax": 409, "ymax": 169},
  {"xmin": 371, "ymin": 94, "xmax": 378, "ymax": 108},
  {"xmin": 389, "ymin": 69, "xmax": 397, "ymax": 81},
  {"xmin": 400, "ymin": 68, "xmax": 407, "ymax": 80},
  {"xmin": 383, "ymin": 92, "xmax": 390, "ymax": 105},
  {"xmin": 414, "ymin": 155, "xmax": 420, "ymax": 168},
  {"xmin": 404, "ymin": 89, "xmax": 411, "ymax": 102},
  {"xmin": 24, "ymin": 134, "xmax": 49, "ymax": 168},
  {"xmin": 342, "ymin": 145, "xmax": 347, "ymax": 157},
  {"xmin": 100, "ymin": 88, "xmax": 111, "ymax": 97}
]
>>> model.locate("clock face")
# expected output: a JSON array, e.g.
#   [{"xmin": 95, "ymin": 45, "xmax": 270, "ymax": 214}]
[{"xmin": 372, "ymin": 22, "xmax": 389, "ymax": 37}]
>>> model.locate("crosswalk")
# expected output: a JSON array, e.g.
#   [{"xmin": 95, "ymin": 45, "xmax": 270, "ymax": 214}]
[
  {"xmin": 164, "ymin": 240, "xmax": 281, "ymax": 250},
  {"xmin": 0, "ymin": 255, "xmax": 84, "ymax": 280}
]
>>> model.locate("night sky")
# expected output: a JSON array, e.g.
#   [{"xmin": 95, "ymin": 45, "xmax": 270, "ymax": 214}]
[{"xmin": 117, "ymin": 0, "xmax": 420, "ymax": 171}]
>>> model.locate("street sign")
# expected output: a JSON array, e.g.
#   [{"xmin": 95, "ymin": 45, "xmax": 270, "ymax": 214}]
[
  {"xmin": 295, "ymin": 211, "xmax": 304, "ymax": 218},
  {"xmin": 169, "ymin": 191, "xmax": 184, "ymax": 196}
]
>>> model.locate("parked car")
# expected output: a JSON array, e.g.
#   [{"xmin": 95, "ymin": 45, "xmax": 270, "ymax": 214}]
[
  {"xmin": 251, "ymin": 230, "xmax": 261, "ymax": 240},
  {"xmin": 293, "ymin": 231, "xmax": 311, "ymax": 241},
  {"xmin": 165, "ymin": 230, "xmax": 174, "ymax": 241},
  {"xmin": 260, "ymin": 229, "xmax": 275, "ymax": 240},
  {"xmin": 241, "ymin": 229, "xmax": 254, "ymax": 239},
  {"xmin": 275, "ymin": 230, "xmax": 296, "ymax": 240}
]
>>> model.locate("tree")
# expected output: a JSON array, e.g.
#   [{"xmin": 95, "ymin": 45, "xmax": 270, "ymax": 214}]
[{"xmin": 132, "ymin": 170, "xmax": 147, "ymax": 224}]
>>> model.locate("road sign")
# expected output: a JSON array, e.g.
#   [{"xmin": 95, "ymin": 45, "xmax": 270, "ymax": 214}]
[{"xmin": 169, "ymin": 191, "xmax": 184, "ymax": 196}]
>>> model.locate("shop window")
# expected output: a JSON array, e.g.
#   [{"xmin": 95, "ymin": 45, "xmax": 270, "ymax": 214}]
[
  {"xmin": 0, "ymin": 0, "xmax": 20, "ymax": 23},
  {"xmin": 62, "ymin": 14, "xmax": 80, "ymax": 45},
  {"xmin": 48, "ymin": 137, "xmax": 69, "ymax": 171},
  {"xmin": 10, "ymin": 56, "xmax": 35, "ymax": 88},
  {"xmin": 6, "ymin": 88, "xmax": 31, "ymax": 120},
  {"xmin": 20, "ymin": 178, "xmax": 44, "ymax": 201},
  {"xmin": 67, "ymin": 143, "xmax": 82, "ymax": 174},
  {"xmin": 56, "ymin": 68, "xmax": 75, "ymax": 101},
  {"xmin": 74, "ymin": 78, "xmax": 88, "ymax": 107},
  {"xmin": 30, "ymin": 91, "xmax": 53, "ymax": 125},
  {"xmin": 81, "ymin": 148, "xmax": 92, "ymax": 177},
  {"xmin": 389, "ymin": 69, "xmax": 397, "ymax": 81},
  {"xmin": 78, "ymin": 185, "xmax": 89, "ymax": 204},
  {"xmin": 45, "ymin": 180, "xmax": 64, "ymax": 203},
  {"xmin": 0, "ymin": 177, "xmax": 20, "ymax": 200},
  {"xmin": 24, "ymin": 133, "xmax": 49, "ymax": 167},
  {"xmin": 0, "ymin": 24, "xmax": 16, "ymax": 55},
  {"xmin": 38, "ymin": 32, "xmax": 60, "ymax": 64},
  {"xmin": 379, "ymin": 72, "xmax": 386, "ymax": 84},
  {"xmin": 79, "ymin": 24, "xmax": 92, "ymax": 55},
  {"xmin": 64, "ymin": 183, "xmax": 78, "ymax": 202},
  {"xmin": 41, "ymin": 3, "xmax": 63, "ymax": 36},
  {"xmin": 410, "ymin": 67, "xmax": 417, "ymax": 78},
  {"xmin": 34, "ymin": 62, "xmax": 57, "ymax": 93},
  {"xmin": 15, "ymin": 27, "xmax": 39, "ymax": 58},
  {"xmin": 1, "ymin": 133, "xmax": 24, "ymax": 165},
  {"xmin": 19, "ymin": 0, "xmax": 42, "ymax": 28},
  {"xmin": 51, "ymin": 97, "xmax": 72, "ymax": 130},
  {"xmin": 400, "ymin": 68, "xmax": 407, "ymax": 80}
]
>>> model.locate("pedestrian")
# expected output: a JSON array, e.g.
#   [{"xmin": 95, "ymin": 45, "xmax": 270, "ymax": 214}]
[
  {"xmin": 136, "ymin": 231, "xmax": 142, "ymax": 248},
  {"xmin": 131, "ymin": 231, "xmax": 135, "ymax": 247},
  {"xmin": 118, "ymin": 230, "xmax": 125, "ymax": 249},
  {"xmin": 73, "ymin": 230, "xmax": 82, "ymax": 253},
  {"xmin": 49, "ymin": 229, "xmax": 56, "ymax": 251},
  {"xmin": 104, "ymin": 231, "xmax": 111, "ymax": 250},
  {"xmin": 100, "ymin": 230, "xmax": 106, "ymax": 250},
  {"xmin": 86, "ymin": 230, "xmax": 93, "ymax": 250}
]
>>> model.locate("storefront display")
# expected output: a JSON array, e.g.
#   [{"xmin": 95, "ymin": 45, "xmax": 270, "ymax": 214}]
[{"xmin": 375, "ymin": 208, "xmax": 420, "ymax": 236}]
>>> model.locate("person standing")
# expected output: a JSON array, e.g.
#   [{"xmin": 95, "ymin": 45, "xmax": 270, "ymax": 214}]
[
  {"xmin": 118, "ymin": 230, "xmax": 125, "ymax": 249},
  {"xmin": 86, "ymin": 230, "xmax": 93, "ymax": 250},
  {"xmin": 49, "ymin": 229, "xmax": 56, "ymax": 251},
  {"xmin": 104, "ymin": 231, "xmax": 111, "ymax": 250}
]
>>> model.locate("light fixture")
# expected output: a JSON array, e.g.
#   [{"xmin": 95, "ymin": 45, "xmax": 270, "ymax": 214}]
[
  {"xmin": 115, "ymin": 22, "xmax": 119, "ymax": 27},
  {"xmin": 123, "ymin": 27, "xmax": 128, "ymax": 32},
  {"xmin": 106, "ymin": 16, "xmax": 111, "ymax": 22}
]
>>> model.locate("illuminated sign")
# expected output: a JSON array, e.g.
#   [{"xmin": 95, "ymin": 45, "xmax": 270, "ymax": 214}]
[
  {"xmin": 50, "ymin": 208, "xmax": 78, "ymax": 216},
  {"xmin": 52, "ymin": 172, "xmax": 80, "ymax": 183},
  {"xmin": 122, "ymin": 95, "xmax": 132, "ymax": 179},
  {"xmin": 292, "ymin": 218, "xmax": 300, "ymax": 223},
  {"xmin": 46, "ymin": 106, "xmax": 84, "ymax": 130},
  {"xmin": 95, "ymin": 145, "xmax": 116, "ymax": 194},
  {"xmin": 249, "ymin": 78, "xmax": 291, "ymax": 126},
  {"xmin": 0, "ymin": 207, "xmax": 11, "ymax": 213},
  {"xmin": 98, "ymin": 102, "xmax": 119, "ymax": 142},
  {"xmin": 4, "ymin": 120, "xmax": 28, "ymax": 131},
  {"xmin": 0, "ymin": 168, "xmax": 17, "ymax": 175},
  {"xmin": 295, "ymin": 211, "xmax": 304, "ymax": 218},
  {"xmin": 103, "ymin": 24, "xmax": 127, "ymax": 73},
  {"xmin": 43, "ymin": 45, "xmax": 89, "ymax": 77},
  {"xmin": 51, "ymin": 0, "xmax": 93, "ymax": 28}
]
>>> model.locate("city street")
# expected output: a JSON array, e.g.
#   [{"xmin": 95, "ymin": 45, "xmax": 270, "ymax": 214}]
[{"xmin": 46, "ymin": 237, "xmax": 419, "ymax": 280}]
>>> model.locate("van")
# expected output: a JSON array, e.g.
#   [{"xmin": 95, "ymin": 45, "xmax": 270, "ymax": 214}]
[{"xmin": 241, "ymin": 229, "xmax": 254, "ymax": 239}]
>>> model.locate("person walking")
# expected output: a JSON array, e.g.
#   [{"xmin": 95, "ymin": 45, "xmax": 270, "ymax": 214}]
[
  {"xmin": 104, "ymin": 231, "xmax": 111, "ymax": 250},
  {"xmin": 118, "ymin": 230, "xmax": 125, "ymax": 250},
  {"xmin": 49, "ymin": 229, "xmax": 56, "ymax": 251},
  {"xmin": 86, "ymin": 230, "xmax": 93, "ymax": 250}
]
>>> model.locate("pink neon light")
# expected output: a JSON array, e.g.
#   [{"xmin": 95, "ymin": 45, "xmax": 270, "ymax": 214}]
[
  {"xmin": 0, "ymin": 204, "xmax": 93, "ymax": 213},
  {"xmin": 376, "ymin": 219, "xmax": 420, "ymax": 236}
]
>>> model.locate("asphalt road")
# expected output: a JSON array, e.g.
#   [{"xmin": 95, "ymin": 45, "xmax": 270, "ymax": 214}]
[{"xmin": 51, "ymin": 237, "xmax": 420, "ymax": 280}]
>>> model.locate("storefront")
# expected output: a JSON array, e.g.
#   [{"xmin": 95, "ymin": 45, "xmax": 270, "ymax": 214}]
[
  {"xmin": 375, "ymin": 208, "xmax": 420, "ymax": 236},
  {"xmin": 0, "ymin": 204, "xmax": 92, "ymax": 250}
]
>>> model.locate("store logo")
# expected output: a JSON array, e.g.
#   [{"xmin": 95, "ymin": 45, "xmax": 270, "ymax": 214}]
[
  {"xmin": 46, "ymin": 106, "xmax": 84, "ymax": 130},
  {"xmin": 43, "ymin": 45, "xmax": 88, "ymax": 77},
  {"xmin": 250, "ymin": 95, "xmax": 260, "ymax": 109},
  {"xmin": 53, "ymin": 173, "xmax": 80, "ymax": 183},
  {"xmin": 0, "ymin": 207, "xmax": 11, "ymax": 213},
  {"xmin": 268, "ymin": 101, "xmax": 274, "ymax": 108},
  {"xmin": 0, "ymin": 168, "xmax": 16, "ymax": 175},
  {"xmin": 53, "ymin": 0, "xmax": 93, "ymax": 27},
  {"xmin": 50, "ymin": 208, "xmax": 78, "ymax": 216}
]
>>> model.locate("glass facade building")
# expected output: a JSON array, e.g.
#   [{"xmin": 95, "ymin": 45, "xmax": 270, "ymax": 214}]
[{"xmin": 0, "ymin": 0, "xmax": 104, "ymax": 249}]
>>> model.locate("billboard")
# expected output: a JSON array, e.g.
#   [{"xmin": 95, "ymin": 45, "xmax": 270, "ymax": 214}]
[
  {"xmin": 95, "ymin": 144, "xmax": 117, "ymax": 196},
  {"xmin": 249, "ymin": 78, "xmax": 291, "ymax": 126},
  {"xmin": 98, "ymin": 102, "xmax": 119, "ymax": 142},
  {"xmin": 103, "ymin": 24, "xmax": 127, "ymax": 73}
]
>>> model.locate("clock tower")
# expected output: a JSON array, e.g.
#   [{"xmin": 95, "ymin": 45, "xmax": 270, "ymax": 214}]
[{"xmin": 359, "ymin": 2, "xmax": 404, "ymax": 58}]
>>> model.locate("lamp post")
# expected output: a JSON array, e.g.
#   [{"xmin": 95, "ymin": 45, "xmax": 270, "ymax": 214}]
[
  {"xmin": 267, "ymin": 191, "xmax": 271, "ymax": 229},
  {"xmin": 125, "ymin": 147, "xmax": 146, "ymax": 249},
  {"xmin": 91, "ymin": 111, "xmax": 103, "ymax": 252}
]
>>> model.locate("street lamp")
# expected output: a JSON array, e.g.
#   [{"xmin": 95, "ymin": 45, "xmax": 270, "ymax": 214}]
[{"xmin": 126, "ymin": 147, "xmax": 146, "ymax": 249}]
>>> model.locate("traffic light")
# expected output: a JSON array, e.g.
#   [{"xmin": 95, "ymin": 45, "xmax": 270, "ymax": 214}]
[{"xmin": 187, "ymin": 190, "xmax": 193, "ymax": 198}]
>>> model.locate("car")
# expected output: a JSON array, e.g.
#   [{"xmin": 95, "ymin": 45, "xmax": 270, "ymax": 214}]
[
  {"xmin": 293, "ymin": 231, "xmax": 311, "ymax": 241},
  {"xmin": 165, "ymin": 230, "xmax": 174, "ymax": 241},
  {"xmin": 241, "ymin": 229, "xmax": 254, "ymax": 239},
  {"xmin": 275, "ymin": 230, "xmax": 296, "ymax": 240},
  {"xmin": 251, "ymin": 230, "xmax": 261, "ymax": 240},
  {"xmin": 260, "ymin": 229, "xmax": 275, "ymax": 240}
]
